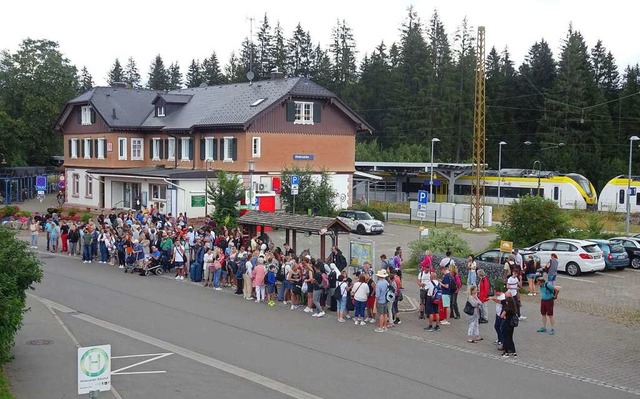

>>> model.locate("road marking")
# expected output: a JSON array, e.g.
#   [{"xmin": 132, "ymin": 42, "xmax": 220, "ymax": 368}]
[
  {"xmin": 595, "ymin": 272, "xmax": 625, "ymax": 279},
  {"xmin": 30, "ymin": 294, "xmax": 322, "ymax": 399},
  {"xmin": 111, "ymin": 353, "xmax": 172, "ymax": 375},
  {"xmin": 558, "ymin": 276, "xmax": 595, "ymax": 283}
]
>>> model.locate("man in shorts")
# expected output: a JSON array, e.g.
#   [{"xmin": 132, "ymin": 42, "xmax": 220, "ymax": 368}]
[
  {"xmin": 374, "ymin": 269, "xmax": 389, "ymax": 333},
  {"xmin": 424, "ymin": 273, "xmax": 441, "ymax": 332},
  {"xmin": 536, "ymin": 277, "xmax": 558, "ymax": 335}
]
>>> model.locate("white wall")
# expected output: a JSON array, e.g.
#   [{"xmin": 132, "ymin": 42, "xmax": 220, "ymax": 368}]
[{"xmin": 65, "ymin": 168, "xmax": 100, "ymax": 209}]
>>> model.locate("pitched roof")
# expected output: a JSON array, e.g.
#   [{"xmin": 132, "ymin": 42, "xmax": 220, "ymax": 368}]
[
  {"xmin": 238, "ymin": 211, "xmax": 351, "ymax": 234},
  {"xmin": 85, "ymin": 166, "xmax": 212, "ymax": 179}
]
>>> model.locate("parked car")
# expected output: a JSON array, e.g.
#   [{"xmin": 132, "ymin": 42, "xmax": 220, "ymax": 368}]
[
  {"xmin": 525, "ymin": 238, "xmax": 605, "ymax": 276},
  {"xmin": 609, "ymin": 237, "xmax": 640, "ymax": 269},
  {"xmin": 586, "ymin": 239, "xmax": 629, "ymax": 270},
  {"xmin": 474, "ymin": 249, "xmax": 542, "ymax": 283},
  {"xmin": 337, "ymin": 210, "xmax": 384, "ymax": 235}
]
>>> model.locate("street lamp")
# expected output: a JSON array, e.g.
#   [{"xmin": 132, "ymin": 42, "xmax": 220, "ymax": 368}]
[
  {"xmin": 430, "ymin": 138, "xmax": 440, "ymax": 203},
  {"xmin": 204, "ymin": 159, "xmax": 214, "ymax": 217},
  {"xmin": 532, "ymin": 160, "xmax": 542, "ymax": 196},
  {"xmin": 0, "ymin": 153, "xmax": 6, "ymax": 165},
  {"xmin": 626, "ymin": 136, "xmax": 640, "ymax": 234},
  {"xmin": 247, "ymin": 160, "xmax": 256, "ymax": 210},
  {"xmin": 497, "ymin": 141, "xmax": 506, "ymax": 206}
]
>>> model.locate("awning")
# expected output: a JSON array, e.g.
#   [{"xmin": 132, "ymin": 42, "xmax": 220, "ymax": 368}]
[{"xmin": 353, "ymin": 170, "xmax": 382, "ymax": 181}]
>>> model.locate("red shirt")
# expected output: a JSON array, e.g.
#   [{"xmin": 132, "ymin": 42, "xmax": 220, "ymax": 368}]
[{"xmin": 478, "ymin": 277, "xmax": 490, "ymax": 302}]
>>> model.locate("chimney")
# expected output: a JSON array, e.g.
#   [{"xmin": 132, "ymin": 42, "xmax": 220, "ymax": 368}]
[
  {"xmin": 111, "ymin": 82, "xmax": 129, "ymax": 88},
  {"xmin": 270, "ymin": 67, "xmax": 284, "ymax": 80},
  {"xmin": 112, "ymin": 108, "xmax": 118, "ymax": 120}
]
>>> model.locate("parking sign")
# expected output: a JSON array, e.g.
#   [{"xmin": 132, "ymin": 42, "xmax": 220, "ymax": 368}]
[
  {"xmin": 291, "ymin": 175, "xmax": 299, "ymax": 186},
  {"xmin": 418, "ymin": 190, "xmax": 428, "ymax": 204}
]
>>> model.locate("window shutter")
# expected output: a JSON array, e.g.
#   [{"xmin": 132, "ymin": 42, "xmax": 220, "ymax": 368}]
[
  {"xmin": 286, "ymin": 101, "xmax": 296, "ymax": 122},
  {"xmin": 149, "ymin": 139, "xmax": 154, "ymax": 159},
  {"xmin": 200, "ymin": 138, "xmax": 206, "ymax": 160},
  {"xmin": 177, "ymin": 139, "xmax": 182, "ymax": 159},
  {"xmin": 103, "ymin": 139, "xmax": 107, "ymax": 158},
  {"xmin": 88, "ymin": 139, "xmax": 93, "ymax": 158},
  {"xmin": 231, "ymin": 138, "xmax": 238, "ymax": 161},
  {"xmin": 81, "ymin": 140, "xmax": 85, "ymax": 158},
  {"xmin": 219, "ymin": 139, "xmax": 225, "ymax": 160},
  {"xmin": 90, "ymin": 109, "xmax": 96, "ymax": 123},
  {"xmin": 212, "ymin": 139, "xmax": 218, "ymax": 160},
  {"xmin": 164, "ymin": 139, "xmax": 169, "ymax": 159},
  {"xmin": 68, "ymin": 139, "xmax": 72, "ymax": 156},
  {"xmin": 313, "ymin": 102, "xmax": 321, "ymax": 123},
  {"xmin": 189, "ymin": 138, "xmax": 194, "ymax": 160},
  {"xmin": 77, "ymin": 109, "xmax": 82, "ymax": 124},
  {"xmin": 94, "ymin": 139, "xmax": 98, "ymax": 158},
  {"xmin": 159, "ymin": 139, "xmax": 164, "ymax": 160}
]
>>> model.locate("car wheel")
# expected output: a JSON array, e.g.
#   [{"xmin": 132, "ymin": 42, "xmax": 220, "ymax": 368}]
[
  {"xmin": 566, "ymin": 262, "xmax": 581, "ymax": 276},
  {"xmin": 631, "ymin": 257, "xmax": 640, "ymax": 269},
  {"xmin": 356, "ymin": 225, "xmax": 366, "ymax": 235}
]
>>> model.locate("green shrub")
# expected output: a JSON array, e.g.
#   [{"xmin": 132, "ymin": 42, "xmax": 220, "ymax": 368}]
[
  {"xmin": 81, "ymin": 213, "xmax": 93, "ymax": 223},
  {"xmin": 67, "ymin": 208, "xmax": 80, "ymax": 217},
  {"xmin": 408, "ymin": 228, "xmax": 471, "ymax": 268},
  {"xmin": 367, "ymin": 201, "xmax": 410, "ymax": 214},
  {"xmin": 0, "ymin": 228, "xmax": 43, "ymax": 362},
  {"xmin": 353, "ymin": 205, "xmax": 386, "ymax": 222},
  {"xmin": 0, "ymin": 206, "xmax": 19, "ymax": 218}
]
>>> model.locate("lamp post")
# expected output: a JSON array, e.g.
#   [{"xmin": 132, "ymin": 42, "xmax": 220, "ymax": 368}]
[
  {"xmin": 532, "ymin": 160, "xmax": 541, "ymax": 196},
  {"xmin": 430, "ymin": 138, "xmax": 440, "ymax": 203},
  {"xmin": 0, "ymin": 153, "xmax": 6, "ymax": 165},
  {"xmin": 497, "ymin": 141, "xmax": 506, "ymax": 206},
  {"xmin": 626, "ymin": 136, "xmax": 640, "ymax": 234},
  {"xmin": 247, "ymin": 160, "xmax": 256, "ymax": 210},
  {"xmin": 204, "ymin": 159, "xmax": 214, "ymax": 217}
]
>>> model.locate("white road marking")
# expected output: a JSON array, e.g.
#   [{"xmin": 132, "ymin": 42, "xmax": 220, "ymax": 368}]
[
  {"xmin": 111, "ymin": 353, "xmax": 172, "ymax": 374},
  {"xmin": 558, "ymin": 276, "xmax": 595, "ymax": 283},
  {"xmin": 31, "ymin": 294, "xmax": 322, "ymax": 399},
  {"xmin": 595, "ymin": 272, "xmax": 625, "ymax": 279}
]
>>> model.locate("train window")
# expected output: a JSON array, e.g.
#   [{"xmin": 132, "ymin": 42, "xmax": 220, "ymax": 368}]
[
  {"xmin": 636, "ymin": 193, "xmax": 640, "ymax": 206},
  {"xmin": 553, "ymin": 186, "xmax": 559, "ymax": 201},
  {"xmin": 619, "ymin": 189, "xmax": 625, "ymax": 205}
]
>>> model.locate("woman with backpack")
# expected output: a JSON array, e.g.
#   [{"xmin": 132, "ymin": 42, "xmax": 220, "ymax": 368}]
[
  {"xmin": 465, "ymin": 285, "xmax": 482, "ymax": 343},
  {"xmin": 351, "ymin": 274, "xmax": 370, "ymax": 325},
  {"xmin": 449, "ymin": 265, "xmax": 462, "ymax": 319},
  {"xmin": 310, "ymin": 262, "xmax": 325, "ymax": 318},
  {"xmin": 501, "ymin": 291, "xmax": 519, "ymax": 357}
]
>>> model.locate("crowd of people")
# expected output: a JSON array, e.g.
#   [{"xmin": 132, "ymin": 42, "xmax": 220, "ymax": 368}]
[{"xmin": 26, "ymin": 208, "xmax": 560, "ymax": 357}]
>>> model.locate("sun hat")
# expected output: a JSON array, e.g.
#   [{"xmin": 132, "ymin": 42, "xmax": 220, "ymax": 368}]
[{"xmin": 376, "ymin": 269, "xmax": 388, "ymax": 278}]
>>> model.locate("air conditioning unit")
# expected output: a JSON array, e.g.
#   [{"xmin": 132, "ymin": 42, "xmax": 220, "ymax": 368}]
[{"xmin": 258, "ymin": 177, "xmax": 272, "ymax": 192}]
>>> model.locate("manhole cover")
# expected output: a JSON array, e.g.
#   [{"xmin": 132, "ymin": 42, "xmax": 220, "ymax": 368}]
[{"xmin": 26, "ymin": 339, "xmax": 54, "ymax": 346}]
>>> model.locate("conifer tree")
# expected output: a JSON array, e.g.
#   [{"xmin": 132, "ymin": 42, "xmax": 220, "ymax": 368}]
[
  {"xmin": 147, "ymin": 54, "xmax": 169, "ymax": 90},
  {"xmin": 123, "ymin": 57, "xmax": 141, "ymax": 88},
  {"xmin": 185, "ymin": 59, "xmax": 203, "ymax": 88},
  {"xmin": 107, "ymin": 58, "xmax": 123, "ymax": 85},
  {"xmin": 168, "ymin": 61, "xmax": 182, "ymax": 90},
  {"xmin": 79, "ymin": 66, "xmax": 93, "ymax": 92}
]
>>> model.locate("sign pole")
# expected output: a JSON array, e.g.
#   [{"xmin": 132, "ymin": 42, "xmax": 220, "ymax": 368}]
[
  {"xmin": 290, "ymin": 174, "xmax": 299, "ymax": 215},
  {"xmin": 89, "ymin": 390, "xmax": 100, "ymax": 398},
  {"xmin": 293, "ymin": 194, "xmax": 296, "ymax": 215}
]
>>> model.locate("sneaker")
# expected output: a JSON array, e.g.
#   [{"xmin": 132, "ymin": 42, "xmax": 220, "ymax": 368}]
[
  {"xmin": 83, "ymin": 261, "xmax": 88, "ymax": 264},
  {"xmin": 518, "ymin": 316, "xmax": 527, "ymax": 320},
  {"xmin": 512, "ymin": 353, "xmax": 518, "ymax": 358},
  {"xmin": 494, "ymin": 339, "xmax": 500, "ymax": 344},
  {"xmin": 441, "ymin": 320, "xmax": 450, "ymax": 325},
  {"xmin": 355, "ymin": 320, "xmax": 359, "ymax": 325},
  {"xmin": 374, "ymin": 328, "xmax": 385, "ymax": 333},
  {"xmin": 434, "ymin": 325, "xmax": 441, "ymax": 332},
  {"xmin": 283, "ymin": 301, "xmax": 288, "ymax": 305},
  {"xmin": 533, "ymin": 292, "xmax": 537, "ymax": 296},
  {"xmin": 255, "ymin": 300, "xmax": 261, "ymax": 303},
  {"xmin": 338, "ymin": 318, "xmax": 345, "ymax": 322},
  {"xmin": 118, "ymin": 265, "xmax": 124, "ymax": 269},
  {"xmin": 291, "ymin": 305, "xmax": 296, "ymax": 310},
  {"xmin": 424, "ymin": 326, "xmax": 434, "ymax": 332},
  {"xmin": 317, "ymin": 311, "xmax": 325, "ymax": 317},
  {"xmin": 360, "ymin": 321, "xmax": 367, "ymax": 326},
  {"xmin": 393, "ymin": 318, "xmax": 401, "ymax": 325},
  {"xmin": 369, "ymin": 319, "xmax": 376, "ymax": 324},
  {"xmin": 502, "ymin": 353, "xmax": 510, "ymax": 358},
  {"xmin": 88, "ymin": 261, "xmax": 92, "ymax": 263},
  {"xmin": 345, "ymin": 315, "xmax": 351, "ymax": 319},
  {"xmin": 364, "ymin": 318, "xmax": 370, "ymax": 323},
  {"xmin": 527, "ymin": 293, "xmax": 533, "ymax": 296},
  {"xmin": 536, "ymin": 327, "xmax": 547, "ymax": 333},
  {"xmin": 303, "ymin": 307, "xmax": 312, "ymax": 313},
  {"xmin": 549, "ymin": 329, "xmax": 555, "ymax": 335},
  {"xmin": 311, "ymin": 313, "xmax": 320, "ymax": 317},
  {"xmin": 215, "ymin": 287, "xmax": 222, "ymax": 291},
  {"xmin": 175, "ymin": 276, "xmax": 180, "ymax": 280}
]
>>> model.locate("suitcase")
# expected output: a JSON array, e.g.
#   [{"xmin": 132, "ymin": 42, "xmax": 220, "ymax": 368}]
[{"xmin": 190, "ymin": 262, "xmax": 203, "ymax": 282}]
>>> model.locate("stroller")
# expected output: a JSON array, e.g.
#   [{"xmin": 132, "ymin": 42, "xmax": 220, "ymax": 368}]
[{"xmin": 123, "ymin": 253, "xmax": 138, "ymax": 274}]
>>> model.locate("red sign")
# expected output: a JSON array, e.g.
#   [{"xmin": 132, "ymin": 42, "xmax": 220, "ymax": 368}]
[{"xmin": 272, "ymin": 177, "xmax": 281, "ymax": 194}]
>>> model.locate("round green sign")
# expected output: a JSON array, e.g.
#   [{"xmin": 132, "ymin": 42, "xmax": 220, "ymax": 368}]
[{"xmin": 80, "ymin": 348, "xmax": 109, "ymax": 377}]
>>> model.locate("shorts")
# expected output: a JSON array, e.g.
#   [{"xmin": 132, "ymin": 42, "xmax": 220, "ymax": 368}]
[
  {"xmin": 366, "ymin": 296, "xmax": 376, "ymax": 309},
  {"xmin": 442, "ymin": 294, "xmax": 451, "ymax": 308},
  {"xmin": 526, "ymin": 273, "xmax": 536, "ymax": 280},
  {"xmin": 426, "ymin": 298, "xmax": 438, "ymax": 315},
  {"xmin": 267, "ymin": 284, "xmax": 276, "ymax": 294},
  {"xmin": 547, "ymin": 275, "xmax": 557, "ymax": 282},
  {"xmin": 174, "ymin": 261, "xmax": 184, "ymax": 270},
  {"xmin": 376, "ymin": 302, "xmax": 389, "ymax": 315},
  {"xmin": 203, "ymin": 267, "xmax": 211, "ymax": 281},
  {"xmin": 540, "ymin": 299, "xmax": 554, "ymax": 316}
]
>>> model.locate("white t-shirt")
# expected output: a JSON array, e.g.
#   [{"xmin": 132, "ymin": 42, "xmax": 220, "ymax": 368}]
[
  {"xmin": 204, "ymin": 253, "xmax": 214, "ymax": 270},
  {"xmin": 427, "ymin": 280, "xmax": 440, "ymax": 297},
  {"xmin": 495, "ymin": 293, "xmax": 506, "ymax": 316},
  {"xmin": 418, "ymin": 271, "xmax": 431, "ymax": 288},
  {"xmin": 173, "ymin": 246, "xmax": 185, "ymax": 263},
  {"xmin": 507, "ymin": 276, "xmax": 519, "ymax": 296},
  {"xmin": 336, "ymin": 280, "xmax": 349, "ymax": 298},
  {"xmin": 351, "ymin": 282, "xmax": 370, "ymax": 302}
]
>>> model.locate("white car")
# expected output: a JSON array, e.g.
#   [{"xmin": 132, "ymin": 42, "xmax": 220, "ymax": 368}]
[
  {"xmin": 337, "ymin": 210, "xmax": 384, "ymax": 235},
  {"xmin": 525, "ymin": 238, "xmax": 605, "ymax": 276}
]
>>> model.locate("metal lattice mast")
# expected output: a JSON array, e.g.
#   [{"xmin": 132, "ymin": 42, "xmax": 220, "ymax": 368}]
[{"xmin": 470, "ymin": 26, "xmax": 486, "ymax": 229}]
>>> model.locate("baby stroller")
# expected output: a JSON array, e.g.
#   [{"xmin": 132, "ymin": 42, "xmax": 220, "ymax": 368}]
[
  {"xmin": 140, "ymin": 256, "xmax": 164, "ymax": 276},
  {"xmin": 123, "ymin": 254, "xmax": 137, "ymax": 274}
]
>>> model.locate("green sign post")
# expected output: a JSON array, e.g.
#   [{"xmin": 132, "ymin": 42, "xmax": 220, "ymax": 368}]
[{"xmin": 191, "ymin": 195, "xmax": 206, "ymax": 207}]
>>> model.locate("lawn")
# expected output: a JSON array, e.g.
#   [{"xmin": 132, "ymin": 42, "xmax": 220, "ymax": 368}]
[{"xmin": 0, "ymin": 366, "xmax": 14, "ymax": 399}]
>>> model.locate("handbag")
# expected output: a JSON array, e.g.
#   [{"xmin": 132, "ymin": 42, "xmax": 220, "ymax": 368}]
[
  {"xmin": 509, "ymin": 314, "xmax": 519, "ymax": 328},
  {"xmin": 333, "ymin": 282, "xmax": 344, "ymax": 300},
  {"xmin": 301, "ymin": 281, "xmax": 308, "ymax": 294},
  {"xmin": 463, "ymin": 300, "xmax": 475, "ymax": 316},
  {"xmin": 351, "ymin": 282, "xmax": 363, "ymax": 306}
]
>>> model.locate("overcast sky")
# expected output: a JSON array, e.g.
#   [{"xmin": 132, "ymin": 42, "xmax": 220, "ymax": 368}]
[{"xmin": 3, "ymin": 0, "xmax": 639, "ymax": 86}]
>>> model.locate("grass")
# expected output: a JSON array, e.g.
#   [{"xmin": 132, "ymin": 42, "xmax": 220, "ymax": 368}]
[
  {"xmin": 0, "ymin": 366, "xmax": 14, "ymax": 399},
  {"xmin": 388, "ymin": 218, "xmax": 499, "ymax": 235}
]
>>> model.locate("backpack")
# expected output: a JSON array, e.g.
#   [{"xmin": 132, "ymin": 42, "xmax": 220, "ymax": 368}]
[
  {"xmin": 386, "ymin": 282, "xmax": 396, "ymax": 302},
  {"xmin": 545, "ymin": 282, "xmax": 559, "ymax": 300},
  {"xmin": 431, "ymin": 281, "xmax": 443, "ymax": 303},
  {"xmin": 276, "ymin": 264, "xmax": 285, "ymax": 282},
  {"xmin": 448, "ymin": 274, "xmax": 458, "ymax": 294},
  {"xmin": 336, "ymin": 254, "xmax": 347, "ymax": 271},
  {"xmin": 320, "ymin": 272, "xmax": 329, "ymax": 289}
]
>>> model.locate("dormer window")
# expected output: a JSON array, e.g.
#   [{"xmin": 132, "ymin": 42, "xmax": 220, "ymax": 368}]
[
  {"xmin": 81, "ymin": 106, "xmax": 94, "ymax": 125},
  {"xmin": 157, "ymin": 105, "xmax": 165, "ymax": 117}
]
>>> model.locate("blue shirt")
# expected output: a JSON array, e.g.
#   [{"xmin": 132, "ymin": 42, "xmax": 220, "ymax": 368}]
[
  {"xmin": 375, "ymin": 279, "xmax": 389, "ymax": 304},
  {"xmin": 540, "ymin": 282, "xmax": 555, "ymax": 301},
  {"xmin": 442, "ymin": 273, "xmax": 453, "ymax": 295}
]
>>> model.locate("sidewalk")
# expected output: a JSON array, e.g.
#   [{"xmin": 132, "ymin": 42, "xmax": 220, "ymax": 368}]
[{"xmin": 5, "ymin": 296, "xmax": 117, "ymax": 399}]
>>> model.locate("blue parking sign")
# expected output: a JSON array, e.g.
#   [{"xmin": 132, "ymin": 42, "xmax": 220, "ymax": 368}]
[
  {"xmin": 291, "ymin": 175, "xmax": 299, "ymax": 186},
  {"xmin": 630, "ymin": 187, "xmax": 637, "ymax": 196},
  {"xmin": 418, "ymin": 190, "xmax": 428, "ymax": 204},
  {"xmin": 35, "ymin": 175, "xmax": 47, "ymax": 191}
]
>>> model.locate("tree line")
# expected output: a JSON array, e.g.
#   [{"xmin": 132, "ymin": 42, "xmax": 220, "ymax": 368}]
[{"xmin": 2, "ymin": 7, "xmax": 640, "ymax": 191}]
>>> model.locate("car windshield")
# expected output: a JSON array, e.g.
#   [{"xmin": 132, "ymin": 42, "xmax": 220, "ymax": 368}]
[
  {"xmin": 609, "ymin": 243, "xmax": 625, "ymax": 253},
  {"xmin": 355, "ymin": 212, "xmax": 373, "ymax": 221},
  {"xmin": 582, "ymin": 244, "xmax": 600, "ymax": 253}
]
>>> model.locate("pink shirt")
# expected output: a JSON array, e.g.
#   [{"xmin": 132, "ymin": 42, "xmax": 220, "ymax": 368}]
[{"xmin": 252, "ymin": 264, "xmax": 266, "ymax": 287}]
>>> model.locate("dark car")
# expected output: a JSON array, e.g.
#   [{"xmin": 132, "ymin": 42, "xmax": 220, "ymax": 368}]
[
  {"xmin": 586, "ymin": 239, "xmax": 628, "ymax": 270},
  {"xmin": 475, "ymin": 249, "xmax": 542, "ymax": 283},
  {"xmin": 609, "ymin": 237, "xmax": 640, "ymax": 269}
]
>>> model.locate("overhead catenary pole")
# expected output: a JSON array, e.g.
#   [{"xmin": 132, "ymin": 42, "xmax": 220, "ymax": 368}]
[
  {"xmin": 626, "ymin": 136, "xmax": 640, "ymax": 234},
  {"xmin": 430, "ymin": 137, "xmax": 440, "ymax": 203},
  {"xmin": 470, "ymin": 26, "xmax": 486, "ymax": 229}
]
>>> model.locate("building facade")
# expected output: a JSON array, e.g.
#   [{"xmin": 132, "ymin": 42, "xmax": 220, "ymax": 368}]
[{"xmin": 55, "ymin": 75, "xmax": 371, "ymax": 216}]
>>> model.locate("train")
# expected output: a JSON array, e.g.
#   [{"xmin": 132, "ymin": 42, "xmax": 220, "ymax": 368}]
[
  {"xmin": 598, "ymin": 175, "xmax": 640, "ymax": 212},
  {"xmin": 453, "ymin": 169, "xmax": 598, "ymax": 210}
]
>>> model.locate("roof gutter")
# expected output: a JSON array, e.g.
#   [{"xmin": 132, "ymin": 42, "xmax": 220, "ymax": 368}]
[{"xmin": 163, "ymin": 178, "xmax": 188, "ymax": 217}]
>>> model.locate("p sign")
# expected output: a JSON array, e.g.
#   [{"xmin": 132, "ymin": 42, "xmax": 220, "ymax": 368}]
[
  {"xmin": 417, "ymin": 190, "xmax": 428, "ymax": 204},
  {"xmin": 291, "ymin": 174, "xmax": 299, "ymax": 186}
]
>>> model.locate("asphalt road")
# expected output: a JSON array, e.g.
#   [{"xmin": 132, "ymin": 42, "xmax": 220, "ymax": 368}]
[{"xmin": 23, "ymin": 251, "xmax": 637, "ymax": 399}]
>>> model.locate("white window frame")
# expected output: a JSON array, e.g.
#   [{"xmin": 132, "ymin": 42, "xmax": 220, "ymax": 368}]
[
  {"xmin": 181, "ymin": 138, "xmax": 190, "ymax": 161},
  {"xmin": 252, "ymin": 137, "xmax": 261, "ymax": 158},
  {"xmin": 223, "ymin": 137, "xmax": 233, "ymax": 162},
  {"xmin": 152, "ymin": 138, "xmax": 161, "ymax": 161},
  {"xmin": 150, "ymin": 184, "xmax": 167, "ymax": 200},
  {"xmin": 97, "ymin": 138, "xmax": 105, "ymax": 159},
  {"xmin": 294, "ymin": 101, "xmax": 314, "ymax": 125},
  {"xmin": 157, "ymin": 106, "xmax": 165, "ymax": 117},
  {"xmin": 81, "ymin": 106, "xmax": 92, "ymax": 125},
  {"xmin": 85, "ymin": 175, "xmax": 93, "ymax": 198},
  {"xmin": 83, "ymin": 138, "xmax": 92, "ymax": 159},
  {"xmin": 71, "ymin": 138, "xmax": 79, "ymax": 159},
  {"xmin": 72, "ymin": 173, "xmax": 80, "ymax": 197},
  {"xmin": 205, "ymin": 137, "xmax": 215, "ymax": 161},
  {"xmin": 167, "ymin": 137, "xmax": 176, "ymax": 161},
  {"xmin": 131, "ymin": 138, "xmax": 143, "ymax": 161},
  {"xmin": 118, "ymin": 137, "xmax": 127, "ymax": 160}
]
